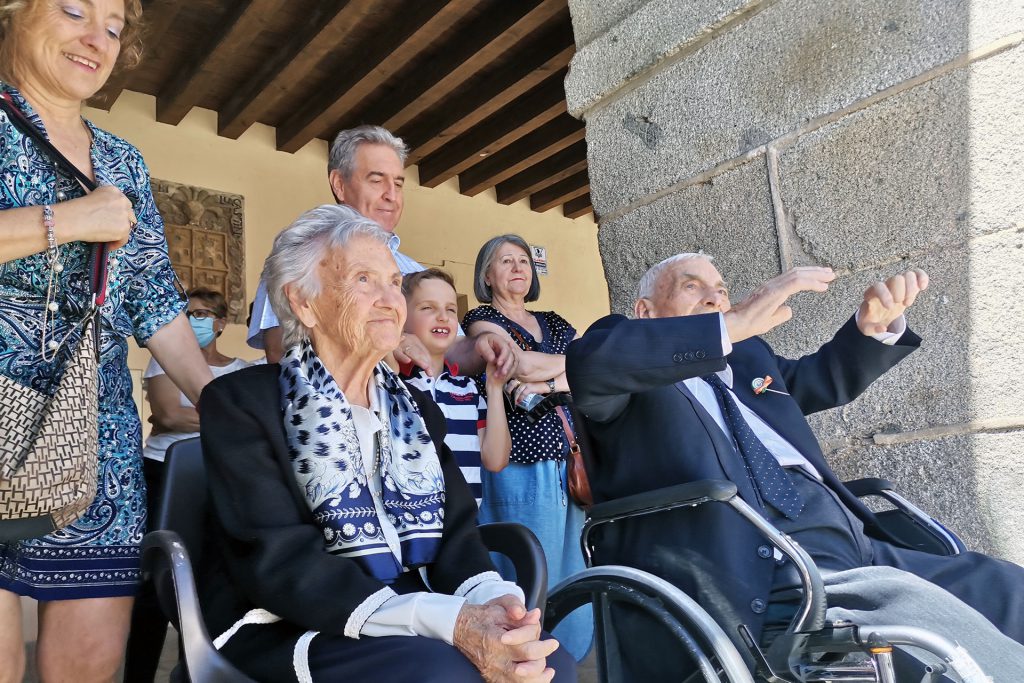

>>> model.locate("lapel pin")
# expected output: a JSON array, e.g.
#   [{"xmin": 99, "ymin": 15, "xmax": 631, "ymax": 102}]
[{"xmin": 752, "ymin": 375, "xmax": 788, "ymax": 396}]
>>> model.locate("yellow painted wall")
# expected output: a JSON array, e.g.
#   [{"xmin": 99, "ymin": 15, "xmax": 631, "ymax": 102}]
[{"xmin": 82, "ymin": 91, "xmax": 609, "ymax": 430}]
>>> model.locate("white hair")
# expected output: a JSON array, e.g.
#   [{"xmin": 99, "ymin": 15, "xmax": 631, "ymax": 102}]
[
  {"xmin": 262, "ymin": 204, "xmax": 391, "ymax": 348},
  {"xmin": 635, "ymin": 252, "xmax": 714, "ymax": 301}
]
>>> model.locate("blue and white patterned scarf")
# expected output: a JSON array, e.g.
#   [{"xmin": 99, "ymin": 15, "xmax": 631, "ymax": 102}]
[{"xmin": 280, "ymin": 341, "xmax": 445, "ymax": 582}]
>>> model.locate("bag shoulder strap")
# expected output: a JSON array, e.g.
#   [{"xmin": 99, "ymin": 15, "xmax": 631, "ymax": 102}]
[{"xmin": 0, "ymin": 92, "xmax": 108, "ymax": 304}]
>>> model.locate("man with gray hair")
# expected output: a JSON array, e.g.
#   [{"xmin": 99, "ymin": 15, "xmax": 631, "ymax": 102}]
[
  {"xmin": 247, "ymin": 125, "xmax": 496, "ymax": 374},
  {"xmin": 248, "ymin": 125, "xmax": 420, "ymax": 361},
  {"xmin": 566, "ymin": 254, "xmax": 1024, "ymax": 680}
]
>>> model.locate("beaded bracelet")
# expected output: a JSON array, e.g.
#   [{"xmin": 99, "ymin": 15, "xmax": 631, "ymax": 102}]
[
  {"xmin": 40, "ymin": 204, "xmax": 64, "ymax": 358},
  {"xmin": 42, "ymin": 204, "xmax": 63, "ymax": 273}
]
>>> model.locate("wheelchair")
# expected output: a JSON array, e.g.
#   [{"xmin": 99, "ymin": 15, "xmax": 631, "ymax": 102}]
[
  {"xmin": 141, "ymin": 437, "xmax": 713, "ymax": 682},
  {"xmin": 537, "ymin": 407, "xmax": 990, "ymax": 683}
]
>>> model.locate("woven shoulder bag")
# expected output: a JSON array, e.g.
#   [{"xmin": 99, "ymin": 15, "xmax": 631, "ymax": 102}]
[{"xmin": 0, "ymin": 93, "xmax": 108, "ymax": 541}]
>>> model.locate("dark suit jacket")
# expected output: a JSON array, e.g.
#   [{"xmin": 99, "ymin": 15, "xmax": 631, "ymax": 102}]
[
  {"xmin": 566, "ymin": 312, "xmax": 920, "ymax": 646},
  {"xmin": 197, "ymin": 364, "xmax": 495, "ymax": 671}
]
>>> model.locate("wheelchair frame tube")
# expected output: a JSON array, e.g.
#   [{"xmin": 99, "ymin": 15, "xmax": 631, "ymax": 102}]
[
  {"xmin": 726, "ymin": 496, "xmax": 827, "ymax": 635},
  {"xmin": 862, "ymin": 626, "xmax": 991, "ymax": 683}
]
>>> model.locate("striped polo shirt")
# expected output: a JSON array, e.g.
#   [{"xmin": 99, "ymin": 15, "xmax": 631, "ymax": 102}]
[{"xmin": 401, "ymin": 363, "xmax": 486, "ymax": 505}]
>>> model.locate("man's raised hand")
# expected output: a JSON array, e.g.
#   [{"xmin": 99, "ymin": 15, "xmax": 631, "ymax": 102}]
[
  {"xmin": 723, "ymin": 267, "xmax": 835, "ymax": 343},
  {"xmin": 857, "ymin": 269, "xmax": 929, "ymax": 336}
]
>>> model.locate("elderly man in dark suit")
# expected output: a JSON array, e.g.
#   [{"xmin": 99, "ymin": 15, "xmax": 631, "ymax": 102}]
[{"xmin": 566, "ymin": 254, "xmax": 1024, "ymax": 679}]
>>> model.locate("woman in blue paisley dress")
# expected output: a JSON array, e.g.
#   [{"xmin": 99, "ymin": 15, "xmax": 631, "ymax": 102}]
[{"xmin": 0, "ymin": 1, "xmax": 212, "ymax": 681}]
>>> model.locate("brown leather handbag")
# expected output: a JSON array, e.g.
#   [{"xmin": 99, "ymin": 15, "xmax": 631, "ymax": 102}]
[{"xmin": 555, "ymin": 404, "xmax": 593, "ymax": 508}]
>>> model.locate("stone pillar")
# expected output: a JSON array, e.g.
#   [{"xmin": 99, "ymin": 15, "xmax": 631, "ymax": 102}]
[{"xmin": 566, "ymin": 0, "xmax": 1024, "ymax": 561}]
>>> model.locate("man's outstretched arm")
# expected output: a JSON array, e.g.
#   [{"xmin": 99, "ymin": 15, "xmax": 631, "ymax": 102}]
[
  {"xmin": 567, "ymin": 313, "xmax": 726, "ymax": 424},
  {"xmin": 773, "ymin": 269, "xmax": 928, "ymax": 415}
]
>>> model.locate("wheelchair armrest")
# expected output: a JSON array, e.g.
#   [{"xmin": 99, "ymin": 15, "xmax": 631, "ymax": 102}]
[
  {"xmin": 582, "ymin": 480, "xmax": 827, "ymax": 641},
  {"xmin": 843, "ymin": 477, "xmax": 966, "ymax": 556},
  {"xmin": 843, "ymin": 477, "xmax": 896, "ymax": 498},
  {"xmin": 478, "ymin": 522, "xmax": 548, "ymax": 614},
  {"xmin": 587, "ymin": 479, "xmax": 739, "ymax": 525},
  {"xmin": 141, "ymin": 530, "xmax": 257, "ymax": 683}
]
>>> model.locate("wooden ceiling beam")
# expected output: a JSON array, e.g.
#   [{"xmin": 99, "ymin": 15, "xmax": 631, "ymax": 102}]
[
  {"xmin": 156, "ymin": 0, "xmax": 287, "ymax": 126},
  {"xmin": 360, "ymin": 0, "xmax": 568, "ymax": 134},
  {"xmin": 276, "ymin": 0, "xmax": 475, "ymax": 154},
  {"xmin": 88, "ymin": 0, "xmax": 182, "ymax": 110},
  {"xmin": 458, "ymin": 114, "xmax": 584, "ymax": 196},
  {"xmin": 217, "ymin": 1, "xmax": 379, "ymax": 139},
  {"xmin": 401, "ymin": 23, "xmax": 574, "ymax": 165},
  {"xmin": 496, "ymin": 140, "xmax": 587, "ymax": 205},
  {"xmin": 529, "ymin": 170, "xmax": 590, "ymax": 213},
  {"xmin": 416, "ymin": 71, "xmax": 568, "ymax": 188},
  {"xmin": 562, "ymin": 193, "xmax": 593, "ymax": 219}
]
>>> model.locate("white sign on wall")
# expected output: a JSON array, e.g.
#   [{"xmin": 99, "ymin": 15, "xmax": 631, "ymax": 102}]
[{"xmin": 531, "ymin": 244, "xmax": 548, "ymax": 275}]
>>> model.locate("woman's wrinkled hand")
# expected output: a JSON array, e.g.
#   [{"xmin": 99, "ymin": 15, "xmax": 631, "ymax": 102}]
[
  {"xmin": 55, "ymin": 185, "xmax": 136, "ymax": 250},
  {"xmin": 453, "ymin": 601, "xmax": 559, "ymax": 682},
  {"xmin": 394, "ymin": 333, "xmax": 433, "ymax": 375}
]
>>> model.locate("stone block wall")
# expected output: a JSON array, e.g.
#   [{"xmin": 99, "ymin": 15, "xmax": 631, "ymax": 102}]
[{"xmin": 567, "ymin": 0, "xmax": 1024, "ymax": 561}]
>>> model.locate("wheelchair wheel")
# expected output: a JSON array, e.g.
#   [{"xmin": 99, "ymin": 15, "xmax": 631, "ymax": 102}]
[{"xmin": 545, "ymin": 565, "xmax": 754, "ymax": 683}]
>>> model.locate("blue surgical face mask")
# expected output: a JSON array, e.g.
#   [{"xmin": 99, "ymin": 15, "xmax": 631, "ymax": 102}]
[{"xmin": 190, "ymin": 316, "xmax": 216, "ymax": 348}]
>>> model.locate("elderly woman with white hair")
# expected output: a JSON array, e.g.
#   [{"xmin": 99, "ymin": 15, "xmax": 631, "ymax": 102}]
[{"xmin": 198, "ymin": 205, "xmax": 575, "ymax": 683}]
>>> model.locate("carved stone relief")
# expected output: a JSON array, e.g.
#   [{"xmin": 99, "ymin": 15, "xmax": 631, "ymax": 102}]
[{"xmin": 152, "ymin": 179, "xmax": 245, "ymax": 323}]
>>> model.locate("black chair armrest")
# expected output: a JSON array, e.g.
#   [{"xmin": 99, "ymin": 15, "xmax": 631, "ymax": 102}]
[
  {"xmin": 478, "ymin": 522, "xmax": 548, "ymax": 613},
  {"xmin": 587, "ymin": 480, "xmax": 739, "ymax": 524},
  {"xmin": 141, "ymin": 530, "xmax": 256, "ymax": 683}
]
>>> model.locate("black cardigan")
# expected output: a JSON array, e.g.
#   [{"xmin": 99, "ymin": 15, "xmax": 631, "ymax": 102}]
[{"xmin": 197, "ymin": 364, "xmax": 496, "ymax": 665}]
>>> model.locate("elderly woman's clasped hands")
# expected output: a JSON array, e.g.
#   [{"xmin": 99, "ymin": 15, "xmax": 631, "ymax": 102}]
[{"xmin": 455, "ymin": 596, "xmax": 560, "ymax": 682}]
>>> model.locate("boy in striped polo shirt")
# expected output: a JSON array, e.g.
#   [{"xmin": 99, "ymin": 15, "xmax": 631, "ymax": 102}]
[{"xmin": 400, "ymin": 269, "xmax": 511, "ymax": 505}]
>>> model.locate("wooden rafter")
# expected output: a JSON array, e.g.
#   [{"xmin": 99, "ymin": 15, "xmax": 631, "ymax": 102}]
[
  {"xmin": 216, "ymin": 1, "xmax": 380, "ymax": 139},
  {"xmin": 563, "ymin": 193, "xmax": 593, "ymax": 219},
  {"xmin": 348, "ymin": 0, "xmax": 570, "ymax": 134},
  {"xmin": 401, "ymin": 23, "xmax": 574, "ymax": 165},
  {"xmin": 156, "ymin": 0, "xmax": 288, "ymax": 126},
  {"xmin": 276, "ymin": 0, "xmax": 477, "ymax": 154},
  {"xmin": 458, "ymin": 114, "xmax": 584, "ymax": 197},
  {"xmin": 529, "ymin": 170, "xmax": 590, "ymax": 213},
  {"xmin": 496, "ymin": 140, "xmax": 587, "ymax": 205},
  {"xmin": 88, "ymin": 0, "xmax": 183, "ymax": 111},
  {"xmin": 416, "ymin": 70, "xmax": 568, "ymax": 188},
  {"xmin": 86, "ymin": 3, "xmax": 593, "ymax": 219}
]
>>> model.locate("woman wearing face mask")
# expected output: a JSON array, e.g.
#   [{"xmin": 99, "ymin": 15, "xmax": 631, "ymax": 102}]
[
  {"xmin": 141, "ymin": 288, "xmax": 247, "ymax": 466},
  {"xmin": 123, "ymin": 288, "xmax": 249, "ymax": 681}
]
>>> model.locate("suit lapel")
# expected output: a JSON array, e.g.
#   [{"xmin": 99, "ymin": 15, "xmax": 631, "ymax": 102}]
[
  {"xmin": 671, "ymin": 381, "xmax": 761, "ymax": 505},
  {"xmin": 729, "ymin": 364, "xmax": 833, "ymax": 474}
]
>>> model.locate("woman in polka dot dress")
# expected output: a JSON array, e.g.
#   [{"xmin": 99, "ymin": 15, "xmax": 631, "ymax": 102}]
[{"xmin": 463, "ymin": 234, "xmax": 592, "ymax": 661}]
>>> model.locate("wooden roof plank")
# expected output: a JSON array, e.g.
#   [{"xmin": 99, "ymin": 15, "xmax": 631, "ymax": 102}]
[
  {"xmin": 563, "ymin": 192, "xmax": 593, "ymax": 219},
  {"xmin": 529, "ymin": 170, "xmax": 590, "ymax": 213},
  {"xmin": 495, "ymin": 140, "xmax": 587, "ymax": 205},
  {"xmin": 416, "ymin": 71, "xmax": 568, "ymax": 188},
  {"xmin": 276, "ymin": 0, "xmax": 476, "ymax": 154},
  {"xmin": 458, "ymin": 114, "xmax": 584, "ymax": 196},
  {"xmin": 217, "ymin": 1, "xmax": 379, "ymax": 139},
  {"xmin": 366, "ymin": 0, "xmax": 568, "ymax": 133},
  {"xmin": 88, "ymin": 0, "xmax": 183, "ymax": 110},
  {"xmin": 156, "ymin": 0, "xmax": 288, "ymax": 126},
  {"xmin": 401, "ymin": 25, "xmax": 574, "ymax": 165}
]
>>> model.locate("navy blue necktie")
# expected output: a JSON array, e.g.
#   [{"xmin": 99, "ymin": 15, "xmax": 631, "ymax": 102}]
[{"xmin": 702, "ymin": 374, "xmax": 804, "ymax": 519}]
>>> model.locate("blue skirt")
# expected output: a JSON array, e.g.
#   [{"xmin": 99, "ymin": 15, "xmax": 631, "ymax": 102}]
[{"xmin": 478, "ymin": 459, "xmax": 593, "ymax": 660}]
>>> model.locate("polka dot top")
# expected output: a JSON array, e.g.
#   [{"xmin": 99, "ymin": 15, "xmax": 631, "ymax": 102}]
[{"xmin": 463, "ymin": 305, "xmax": 577, "ymax": 465}]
